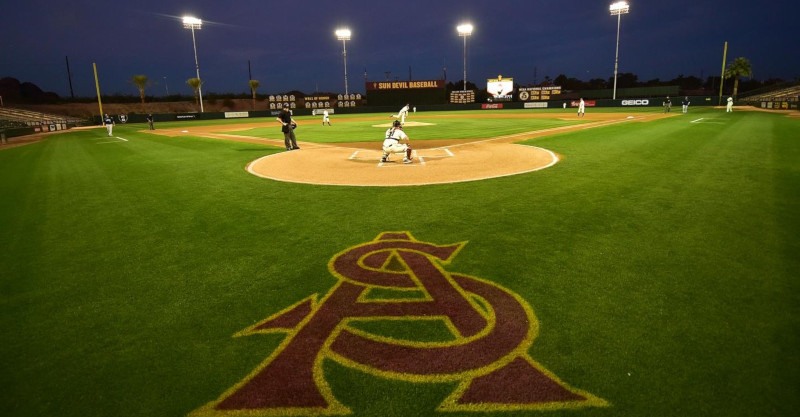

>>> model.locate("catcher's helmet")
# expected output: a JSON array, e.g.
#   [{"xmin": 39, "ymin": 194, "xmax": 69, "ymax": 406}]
[{"xmin": 392, "ymin": 120, "xmax": 402, "ymax": 128}]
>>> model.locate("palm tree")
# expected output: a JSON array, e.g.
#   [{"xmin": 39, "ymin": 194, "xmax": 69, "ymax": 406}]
[
  {"xmin": 186, "ymin": 78, "xmax": 203, "ymax": 109},
  {"xmin": 130, "ymin": 75, "xmax": 150, "ymax": 105},
  {"xmin": 248, "ymin": 80, "xmax": 260, "ymax": 110},
  {"xmin": 724, "ymin": 57, "xmax": 753, "ymax": 99}
]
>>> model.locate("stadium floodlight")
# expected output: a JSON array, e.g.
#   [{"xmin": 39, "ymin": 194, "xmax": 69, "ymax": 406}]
[
  {"xmin": 335, "ymin": 28, "xmax": 352, "ymax": 95},
  {"xmin": 609, "ymin": 1, "xmax": 629, "ymax": 101},
  {"xmin": 457, "ymin": 23, "xmax": 473, "ymax": 91},
  {"xmin": 183, "ymin": 16, "xmax": 204, "ymax": 112}
]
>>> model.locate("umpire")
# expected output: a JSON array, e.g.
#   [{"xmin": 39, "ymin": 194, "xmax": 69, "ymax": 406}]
[{"xmin": 276, "ymin": 104, "xmax": 299, "ymax": 150}]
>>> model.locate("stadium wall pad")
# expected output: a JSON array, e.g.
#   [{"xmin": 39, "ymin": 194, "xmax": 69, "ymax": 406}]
[
  {"xmin": 0, "ymin": 127, "xmax": 37, "ymax": 138},
  {"xmin": 98, "ymin": 96, "xmax": 725, "ymax": 125}
]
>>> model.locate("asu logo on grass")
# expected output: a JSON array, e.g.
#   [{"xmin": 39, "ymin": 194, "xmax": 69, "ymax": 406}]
[{"xmin": 191, "ymin": 232, "xmax": 608, "ymax": 416}]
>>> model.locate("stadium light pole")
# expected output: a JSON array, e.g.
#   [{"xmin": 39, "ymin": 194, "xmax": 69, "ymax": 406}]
[
  {"xmin": 335, "ymin": 28, "xmax": 351, "ymax": 96},
  {"xmin": 183, "ymin": 16, "xmax": 204, "ymax": 112},
  {"xmin": 457, "ymin": 23, "xmax": 473, "ymax": 91},
  {"xmin": 609, "ymin": 1, "xmax": 629, "ymax": 100}
]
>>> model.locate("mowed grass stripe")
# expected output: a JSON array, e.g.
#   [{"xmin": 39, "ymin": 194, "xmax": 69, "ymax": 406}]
[{"xmin": 0, "ymin": 109, "xmax": 797, "ymax": 417}]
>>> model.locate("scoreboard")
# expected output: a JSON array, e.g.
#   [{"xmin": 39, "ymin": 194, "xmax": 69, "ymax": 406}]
[
  {"xmin": 518, "ymin": 86, "xmax": 562, "ymax": 101},
  {"xmin": 450, "ymin": 90, "xmax": 475, "ymax": 104}
]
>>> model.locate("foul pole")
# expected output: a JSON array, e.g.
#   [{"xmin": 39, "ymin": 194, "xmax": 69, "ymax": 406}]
[
  {"xmin": 718, "ymin": 41, "xmax": 728, "ymax": 105},
  {"xmin": 93, "ymin": 63, "xmax": 103, "ymax": 120}
]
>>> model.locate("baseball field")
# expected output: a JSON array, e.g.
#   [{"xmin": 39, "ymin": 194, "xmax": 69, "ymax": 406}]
[{"xmin": 1, "ymin": 107, "xmax": 798, "ymax": 417}]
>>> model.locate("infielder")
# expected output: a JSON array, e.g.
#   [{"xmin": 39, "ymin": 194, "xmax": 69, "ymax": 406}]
[
  {"xmin": 103, "ymin": 114, "xmax": 115, "ymax": 136},
  {"xmin": 322, "ymin": 109, "xmax": 331, "ymax": 126},
  {"xmin": 577, "ymin": 98, "xmax": 585, "ymax": 117},
  {"xmin": 682, "ymin": 97, "xmax": 690, "ymax": 114},
  {"xmin": 726, "ymin": 96, "xmax": 733, "ymax": 112},
  {"xmin": 390, "ymin": 103, "xmax": 410, "ymax": 125},
  {"xmin": 381, "ymin": 120, "xmax": 413, "ymax": 164}
]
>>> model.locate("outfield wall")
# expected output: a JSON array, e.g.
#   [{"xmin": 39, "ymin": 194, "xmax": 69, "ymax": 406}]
[{"xmin": 94, "ymin": 96, "xmax": 722, "ymax": 125}]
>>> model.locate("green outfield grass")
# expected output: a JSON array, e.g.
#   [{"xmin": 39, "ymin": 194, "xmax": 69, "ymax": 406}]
[
  {"xmin": 231, "ymin": 116, "xmax": 588, "ymax": 142},
  {"xmin": 0, "ymin": 108, "xmax": 798, "ymax": 417}
]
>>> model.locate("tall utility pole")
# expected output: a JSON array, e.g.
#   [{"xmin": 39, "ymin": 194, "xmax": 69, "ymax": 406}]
[
  {"xmin": 457, "ymin": 23, "xmax": 474, "ymax": 91},
  {"xmin": 609, "ymin": 1, "xmax": 630, "ymax": 100},
  {"xmin": 183, "ymin": 16, "xmax": 204, "ymax": 112},
  {"xmin": 335, "ymin": 28, "xmax": 351, "ymax": 95}
]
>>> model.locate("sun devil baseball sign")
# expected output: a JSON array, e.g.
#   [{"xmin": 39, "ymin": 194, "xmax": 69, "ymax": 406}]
[{"xmin": 191, "ymin": 232, "xmax": 608, "ymax": 416}]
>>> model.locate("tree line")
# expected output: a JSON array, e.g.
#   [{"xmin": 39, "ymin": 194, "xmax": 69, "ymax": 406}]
[{"xmin": 2, "ymin": 56, "xmax": 793, "ymax": 105}]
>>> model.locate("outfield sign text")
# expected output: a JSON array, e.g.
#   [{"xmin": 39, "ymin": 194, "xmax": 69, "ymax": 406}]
[
  {"xmin": 367, "ymin": 80, "xmax": 445, "ymax": 90},
  {"xmin": 621, "ymin": 99, "xmax": 650, "ymax": 106}
]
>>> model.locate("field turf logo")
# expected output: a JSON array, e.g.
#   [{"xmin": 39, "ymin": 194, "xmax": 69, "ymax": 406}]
[{"xmin": 191, "ymin": 232, "xmax": 607, "ymax": 416}]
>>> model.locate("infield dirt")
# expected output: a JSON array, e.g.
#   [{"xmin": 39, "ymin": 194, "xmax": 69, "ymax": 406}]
[{"xmin": 147, "ymin": 112, "xmax": 675, "ymax": 186}]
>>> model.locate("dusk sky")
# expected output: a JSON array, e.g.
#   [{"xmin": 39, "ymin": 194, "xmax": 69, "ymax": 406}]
[{"xmin": 2, "ymin": 0, "xmax": 798, "ymax": 98}]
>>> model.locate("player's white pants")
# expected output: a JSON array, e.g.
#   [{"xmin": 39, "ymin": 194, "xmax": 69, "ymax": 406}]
[
  {"xmin": 105, "ymin": 124, "xmax": 113, "ymax": 136},
  {"xmin": 391, "ymin": 113, "xmax": 407, "ymax": 124},
  {"xmin": 382, "ymin": 142, "xmax": 411, "ymax": 161}
]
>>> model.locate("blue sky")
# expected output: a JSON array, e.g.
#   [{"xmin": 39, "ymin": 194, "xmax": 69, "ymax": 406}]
[{"xmin": 2, "ymin": 0, "xmax": 797, "ymax": 97}]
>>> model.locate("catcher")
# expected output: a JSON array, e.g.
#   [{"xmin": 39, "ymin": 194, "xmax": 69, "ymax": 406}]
[{"xmin": 381, "ymin": 120, "xmax": 413, "ymax": 164}]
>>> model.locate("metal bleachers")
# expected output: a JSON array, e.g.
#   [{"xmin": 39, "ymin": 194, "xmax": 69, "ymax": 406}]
[
  {"xmin": 0, "ymin": 107, "xmax": 88, "ymax": 127},
  {"xmin": 738, "ymin": 82, "xmax": 800, "ymax": 103}
]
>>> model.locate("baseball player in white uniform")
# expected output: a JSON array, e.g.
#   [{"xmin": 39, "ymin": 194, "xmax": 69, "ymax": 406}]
[
  {"xmin": 577, "ymin": 98, "xmax": 585, "ymax": 117},
  {"xmin": 390, "ymin": 103, "xmax": 410, "ymax": 125},
  {"xmin": 322, "ymin": 109, "xmax": 331, "ymax": 126},
  {"xmin": 103, "ymin": 114, "xmax": 115, "ymax": 136},
  {"xmin": 381, "ymin": 120, "xmax": 413, "ymax": 164},
  {"xmin": 726, "ymin": 97, "xmax": 733, "ymax": 112}
]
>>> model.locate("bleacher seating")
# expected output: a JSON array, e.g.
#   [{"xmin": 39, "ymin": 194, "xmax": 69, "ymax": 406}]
[
  {"xmin": 738, "ymin": 83, "xmax": 800, "ymax": 103},
  {"xmin": 0, "ymin": 107, "xmax": 88, "ymax": 127}
]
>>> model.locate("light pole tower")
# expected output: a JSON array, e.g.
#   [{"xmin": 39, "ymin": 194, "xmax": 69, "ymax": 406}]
[
  {"xmin": 457, "ymin": 23, "xmax": 473, "ymax": 91},
  {"xmin": 609, "ymin": 2, "xmax": 630, "ymax": 100},
  {"xmin": 335, "ymin": 28, "xmax": 351, "ymax": 96},
  {"xmin": 183, "ymin": 16, "xmax": 204, "ymax": 112}
]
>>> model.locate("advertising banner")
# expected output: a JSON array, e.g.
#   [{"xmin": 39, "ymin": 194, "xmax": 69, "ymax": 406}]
[
  {"xmin": 570, "ymin": 100, "xmax": 596, "ymax": 107},
  {"xmin": 366, "ymin": 80, "xmax": 445, "ymax": 91},
  {"xmin": 523, "ymin": 102, "xmax": 548, "ymax": 109}
]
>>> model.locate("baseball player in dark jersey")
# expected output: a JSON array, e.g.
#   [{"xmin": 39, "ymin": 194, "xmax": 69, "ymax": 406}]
[
  {"xmin": 103, "ymin": 114, "xmax": 115, "ymax": 136},
  {"xmin": 276, "ymin": 104, "xmax": 299, "ymax": 150}
]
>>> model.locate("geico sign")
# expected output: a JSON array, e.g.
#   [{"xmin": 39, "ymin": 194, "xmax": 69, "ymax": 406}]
[{"xmin": 621, "ymin": 99, "xmax": 650, "ymax": 106}]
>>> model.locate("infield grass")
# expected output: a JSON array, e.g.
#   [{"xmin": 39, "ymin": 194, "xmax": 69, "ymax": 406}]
[{"xmin": 0, "ymin": 108, "xmax": 798, "ymax": 417}]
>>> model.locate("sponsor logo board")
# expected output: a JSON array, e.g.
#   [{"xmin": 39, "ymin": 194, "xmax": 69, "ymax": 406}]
[{"xmin": 621, "ymin": 99, "xmax": 650, "ymax": 106}]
